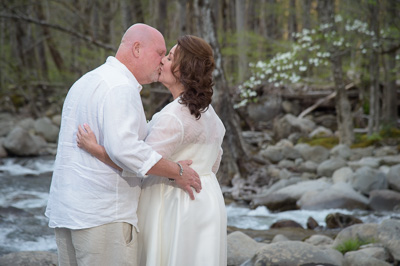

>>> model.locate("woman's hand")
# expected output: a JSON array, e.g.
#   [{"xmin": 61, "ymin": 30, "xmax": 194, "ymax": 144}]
[{"xmin": 77, "ymin": 123, "xmax": 98, "ymax": 154}]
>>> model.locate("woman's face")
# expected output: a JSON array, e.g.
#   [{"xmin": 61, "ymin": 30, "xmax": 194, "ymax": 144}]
[{"xmin": 159, "ymin": 45, "xmax": 179, "ymax": 87}]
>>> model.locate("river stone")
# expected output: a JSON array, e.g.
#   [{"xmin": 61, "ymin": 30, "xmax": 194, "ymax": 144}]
[
  {"xmin": 0, "ymin": 114, "xmax": 16, "ymax": 137},
  {"xmin": 297, "ymin": 182, "xmax": 369, "ymax": 210},
  {"xmin": 308, "ymin": 126, "xmax": 333, "ymax": 138},
  {"xmin": 330, "ymin": 144, "xmax": 352, "ymax": 160},
  {"xmin": 17, "ymin": 117, "xmax": 35, "ymax": 130},
  {"xmin": 227, "ymin": 231, "xmax": 265, "ymax": 266},
  {"xmin": 0, "ymin": 251, "xmax": 58, "ymax": 266},
  {"xmin": 0, "ymin": 137, "xmax": 7, "ymax": 158},
  {"xmin": 242, "ymin": 241, "xmax": 343, "ymax": 266},
  {"xmin": 348, "ymin": 156, "xmax": 381, "ymax": 170},
  {"xmin": 294, "ymin": 143, "xmax": 329, "ymax": 163},
  {"xmin": 255, "ymin": 179, "xmax": 331, "ymax": 211},
  {"xmin": 350, "ymin": 146, "xmax": 374, "ymax": 161},
  {"xmin": 317, "ymin": 157, "xmax": 347, "ymax": 177},
  {"xmin": 378, "ymin": 219, "xmax": 400, "ymax": 261},
  {"xmin": 34, "ymin": 117, "xmax": 60, "ymax": 143},
  {"xmin": 387, "ymin": 164, "xmax": 400, "ymax": 192},
  {"xmin": 3, "ymin": 127, "xmax": 47, "ymax": 156},
  {"xmin": 343, "ymin": 250, "xmax": 392, "ymax": 266},
  {"xmin": 380, "ymin": 155, "xmax": 400, "ymax": 166},
  {"xmin": 304, "ymin": 234, "xmax": 334, "ymax": 247},
  {"xmin": 374, "ymin": 146, "xmax": 398, "ymax": 157},
  {"xmin": 271, "ymin": 234, "xmax": 289, "ymax": 243},
  {"xmin": 357, "ymin": 245, "xmax": 392, "ymax": 262},
  {"xmin": 332, "ymin": 167, "xmax": 354, "ymax": 184},
  {"xmin": 369, "ymin": 189, "xmax": 400, "ymax": 211},
  {"xmin": 325, "ymin": 212, "xmax": 362, "ymax": 229},
  {"xmin": 332, "ymin": 223, "xmax": 378, "ymax": 249},
  {"xmin": 351, "ymin": 166, "xmax": 388, "ymax": 196},
  {"xmin": 298, "ymin": 160, "xmax": 318, "ymax": 173}
]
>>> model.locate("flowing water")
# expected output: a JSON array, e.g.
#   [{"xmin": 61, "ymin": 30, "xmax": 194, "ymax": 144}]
[{"xmin": 0, "ymin": 156, "xmax": 398, "ymax": 256}]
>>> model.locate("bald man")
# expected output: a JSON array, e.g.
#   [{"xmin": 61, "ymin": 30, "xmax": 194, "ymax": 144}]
[{"xmin": 45, "ymin": 24, "xmax": 201, "ymax": 266}]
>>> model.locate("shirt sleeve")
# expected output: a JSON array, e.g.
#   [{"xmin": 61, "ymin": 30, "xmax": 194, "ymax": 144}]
[
  {"xmin": 103, "ymin": 85, "xmax": 162, "ymax": 177},
  {"xmin": 144, "ymin": 112, "xmax": 184, "ymax": 158}
]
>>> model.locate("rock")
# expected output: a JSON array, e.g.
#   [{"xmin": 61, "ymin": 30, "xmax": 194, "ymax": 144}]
[
  {"xmin": 350, "ymin": 146, "xmax": 374, "ymax": 161},
  {"xmin": 307, "ymin": 216, "xmax": 320, "ymax": 230},
  {"xmin": 3, "ymin": 127, "xmax": 47, "ymax": 156},
  {"xmin": 294, "ymin": 143, "xmax": 330, "ymax": 163},
  {"xmin": 357, "ymin": 245, "xmax": 392, "ymax": 262},
  {"xmin": 351, "ymin": 166, "xmax": 388, "ymax": 196},
  {"xmin": 0, "ymin": 137, "xmax": 8, "ymax": 158},
  {"xmin": 309, "ymin": 126, "xmax": 333, "ymax": 138},
  {"xmin": 304, "ymin": 234, "xmax": 334, "ymax": 247},
  {"xmin": 378, "ymin": 219, "xmax": 400, "ymax": 261},
  {"xmin": 227, "ymin": 231, "xmax": 265, "ymax": 266},
  {"xmin": 271, "ymin": 234, "xmax": 289, "ymax": 243},
  {"xmin": 387, "ymin": 164, "xmax": 400, "ymax": 192},
  {"xmin": 259, "ymin": 145, "xmax": 284, "ymax": 163},
  {"xmin": 34, "ymin": 117, "xmax": 60, "ymax": 143},
  {"xmin": 369, "ymin": 189, "xmax": 400, "ymax": 211},
  {"xmin": 242, "ymin": 241, "xmax": 343, "ymax": 266},
  {"xmin": 242, "ymin": 131, "xmax": 272, "ymax": 147},
  {"xmin": 51, "ymin": 114, "xmax": 62, "ymax": 127},
  {"xmin": 332, "ymin": 223, "xmax": 378, "ymax": 249},
  {"xmin": 330, "ymin": 144, "xmax": 352, "ymax": 160},
  {"xmin": 0, "ymin": 251, "xmax": 58, "ymax": 266},
  {"xmin": 298, "ymin": 160, "xmax": 318, "ymax": 173},
  {"xmin": 254, "ymin": 179, "xmax": 331, "ymax": 211},
  {"xmin": 17, "ymin": 117, "xmax": 35, "ymax": 130},
  {"xmin": 332, "ymin": 167, "xmax": 354, "ymax": 184},
  {"xmin": 270, "ymin": 219, "xmax": 303, "ymax": 229},
  {"xmin": 297, "ymin": 182, "xmax": 369, "ymax": 210},
  {"xmin": 273, "ymin": 114, "xmax": 316, "ymax": 140},
  {"xmin": 325, "ymin": 212, "xmax": 363, "ymax": 229},
  {"xmin": 348, "ymin": 156, "xmax": 381, "ymax": 170},
  {"xmin": 317, "ymin": 157, "xmax": 347, "ymax": 177},
  {"xmin": 374, "ymin": 146, "xmax": 398, "ymax": 157},
  {"xmin": 343, "ymin": 250, "xmax": 392, "ymax": 266}
]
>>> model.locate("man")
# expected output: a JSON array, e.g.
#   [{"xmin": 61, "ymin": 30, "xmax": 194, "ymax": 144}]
[{"xmin": 45, "ymin": 24, "xmax": 201, "ymax": 266}]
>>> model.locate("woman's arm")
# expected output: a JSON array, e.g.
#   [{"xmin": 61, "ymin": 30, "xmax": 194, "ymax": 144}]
[{"xmin": 77, "ymin": 124, "xmax": 122, "ymax": 171}]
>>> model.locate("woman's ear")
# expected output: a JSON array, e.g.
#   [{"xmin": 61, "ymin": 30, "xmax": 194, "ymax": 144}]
[{"xmin": 132, "ymin": 42, "xmax": 140, "ymax": 58}]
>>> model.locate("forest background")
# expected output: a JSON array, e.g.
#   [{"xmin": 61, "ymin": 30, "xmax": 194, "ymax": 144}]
[{"xmin": 0, "ymin": 0, "xmax": 399, "ymax": 184}]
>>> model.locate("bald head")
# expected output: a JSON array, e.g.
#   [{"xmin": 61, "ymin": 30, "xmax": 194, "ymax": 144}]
[{"xmin": 116, "ymin": 23, "xmax": 166, "ymax": 84}]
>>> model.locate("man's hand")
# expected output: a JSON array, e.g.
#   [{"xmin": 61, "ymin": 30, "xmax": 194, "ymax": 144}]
[{"xmin": 174, "ymin": 160, "xmax": 201, "ymax": 200}]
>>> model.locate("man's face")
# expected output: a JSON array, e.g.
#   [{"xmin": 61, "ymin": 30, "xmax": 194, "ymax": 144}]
[{"xmin": 141, "ymin": 36, "xmax": 166, "ymax": 84}]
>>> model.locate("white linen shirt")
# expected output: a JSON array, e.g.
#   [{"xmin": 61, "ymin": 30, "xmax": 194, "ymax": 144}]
[{"xmin": 45, "ymin": 56, "xmax": 162, "ymax": 230}]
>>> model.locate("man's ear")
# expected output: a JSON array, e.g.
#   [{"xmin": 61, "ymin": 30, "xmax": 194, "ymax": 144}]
[{"xmin": 132, "ymin": 42, "xmax": 140, "ymax": 58}]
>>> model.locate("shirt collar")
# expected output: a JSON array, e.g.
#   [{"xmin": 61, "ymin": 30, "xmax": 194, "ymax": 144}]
[{"xmin": 105, "ymin": 56, "xmax": 143, "ymax": 92}]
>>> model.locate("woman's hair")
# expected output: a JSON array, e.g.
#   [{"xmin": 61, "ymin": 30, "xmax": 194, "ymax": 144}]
[{"xmin": 171, "ymin": 35, "xmax": 215, "ymax": 119}]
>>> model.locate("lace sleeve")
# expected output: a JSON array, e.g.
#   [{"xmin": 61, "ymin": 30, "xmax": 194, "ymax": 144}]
[{"xmin": 145, "ymin": 113, "xmax": 184, "ymax": 158}]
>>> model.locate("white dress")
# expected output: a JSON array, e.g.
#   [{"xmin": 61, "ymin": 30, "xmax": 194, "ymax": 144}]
[{"xmin": 137, "ymin": 97, "xmax": 227, "ymax": 266}]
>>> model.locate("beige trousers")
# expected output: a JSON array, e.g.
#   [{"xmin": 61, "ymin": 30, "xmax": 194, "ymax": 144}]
[{"xmin": 55, "ymin": 222, "xmax": 138, "ymax": 266}]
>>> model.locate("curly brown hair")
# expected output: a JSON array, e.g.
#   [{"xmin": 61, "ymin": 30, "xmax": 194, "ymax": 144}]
[{"xmin": 171, "ymin": 35, "xmax": 215, "ymax": 119}]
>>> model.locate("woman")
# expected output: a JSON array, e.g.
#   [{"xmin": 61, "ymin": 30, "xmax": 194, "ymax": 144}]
[{"xmin": 77, "ymin": 35, "xmax": 227, "ymax": 266}]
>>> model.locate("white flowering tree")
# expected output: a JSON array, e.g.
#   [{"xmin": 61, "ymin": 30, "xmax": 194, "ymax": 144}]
[{"xmin": 237, "ymin": 0, "xmax": 400, "ymax": 144}]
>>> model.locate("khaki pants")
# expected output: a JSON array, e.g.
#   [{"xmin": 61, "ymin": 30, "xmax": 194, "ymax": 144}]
[{"xmin": 55, "ymin": 222, "xmax": 138, "ymax": 266}]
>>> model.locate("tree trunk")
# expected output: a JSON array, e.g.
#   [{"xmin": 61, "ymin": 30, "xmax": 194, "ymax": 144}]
[
  {"xmin": 317, "ymin": 0, "xmax": 354, "ymax": 145},
  {"xmin": 193, "ymin": 0, "xmax": 248, "ymax": 185},
  {"xmin": 367, "ymin": 0, "xmax": 381, "ymax": 135},
  {"xmin": 381, "ymin": 0, "xmax": 398, "ymax": 127},
  {"xmin": 288, "ymin": 0, "xmax": 297, "ymax": 40},
  {"xmin": 302, "ymin": 0, "xmax": 312, "ymax": 29},
  {"xmin": 235, "ymin": 0, "xmax": 247, "ymax": 83}
]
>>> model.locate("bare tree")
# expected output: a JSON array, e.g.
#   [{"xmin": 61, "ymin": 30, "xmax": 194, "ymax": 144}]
[
  {"xmin": 317, "ymin": 0, "xmax": 354, "ymax": 145},
  {"xmin": 367, "ymin": 0, "xmax": 381, "ymax": 135}
]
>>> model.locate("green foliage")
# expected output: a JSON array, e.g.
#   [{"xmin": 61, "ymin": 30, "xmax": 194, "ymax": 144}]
[{"xmin": 335, "ymin": 238, "xmax": 376, "ymax": 254}]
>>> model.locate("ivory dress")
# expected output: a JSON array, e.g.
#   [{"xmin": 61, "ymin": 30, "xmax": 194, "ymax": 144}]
[{"xmin": 137, "ymin": 97, "xmax": 227, "ymax": 266}]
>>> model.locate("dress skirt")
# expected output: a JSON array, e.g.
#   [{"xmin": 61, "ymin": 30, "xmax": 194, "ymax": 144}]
[{"xmin": 137, "ymin": 172, "xmax": 227, "ymax": 266}]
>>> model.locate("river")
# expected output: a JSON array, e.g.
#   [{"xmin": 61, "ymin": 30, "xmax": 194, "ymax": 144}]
[{"xmin": 0, "ymin": 156, "xmax": 397, "ymax": 256}]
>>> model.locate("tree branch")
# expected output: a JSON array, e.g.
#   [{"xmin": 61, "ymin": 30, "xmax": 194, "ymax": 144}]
[{"xmin": 0, "ymin": 13, "xmax": 116, "ymax": 52}]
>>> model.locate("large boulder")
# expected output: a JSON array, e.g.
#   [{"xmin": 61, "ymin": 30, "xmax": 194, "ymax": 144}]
[
  {"xmin": 34, "ymin": 117, "xmax": 60, "ymax": 143},
  {"xmin": 297, "ymin": 182, "xmax": 369, "ymax": 210},
  {"xmin": 387, "ymin": 164, "xmax": 400, "ymax": 192},
  {"xmin": 351, "ymin": 166, "xmax": 388, "ymax": 196},
  {"xmin": 368, "ymin": 189, "xmax": 400, "ymax": 211},
  {"xmin": 317, "ymin": 157, "xmax": 347, "ymax": 177},
  {"xmin": 378, "ymin": 219, "xmax": 400, "ymax": 261},
  {"xmin": 3, "ymin": 127, "xmax": 47, "ymax": 156},
  {"xmin": 273, "ymin": 114, "xmax": 316, "ymax": 140},
  {"xmin": 332, "ymin": 223, "xmax": 378, "ymax": 249},
  {"xmin": 242, "ymin": 241, "xmax": 343, "ymax": 266},
  {"xmin": 227, "ymin": 231, "xmax": 265, "ymax": 266}
]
